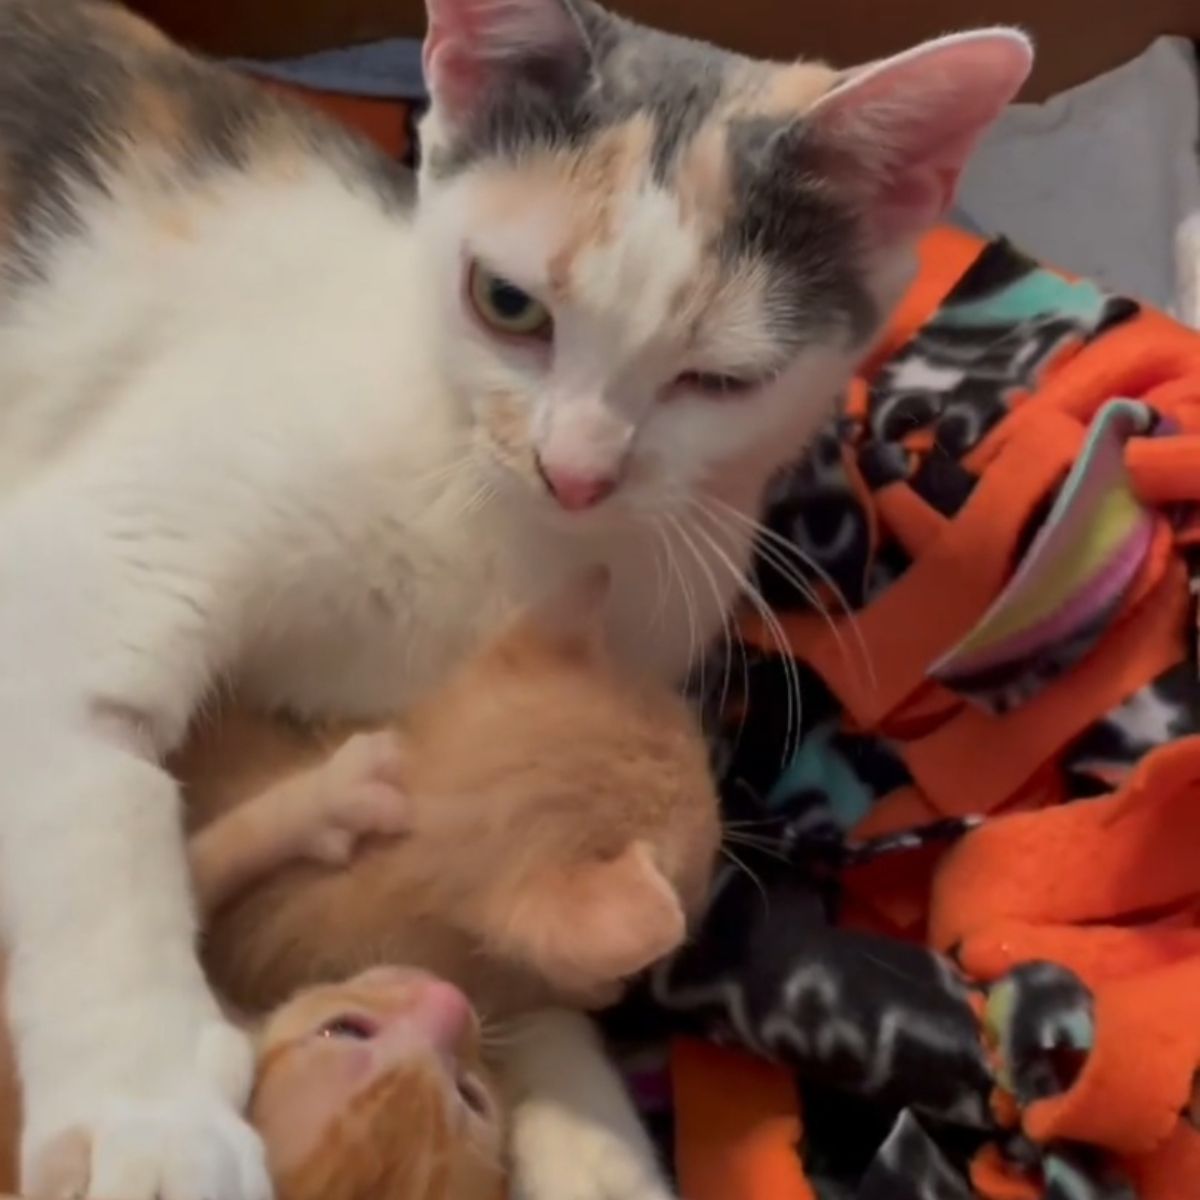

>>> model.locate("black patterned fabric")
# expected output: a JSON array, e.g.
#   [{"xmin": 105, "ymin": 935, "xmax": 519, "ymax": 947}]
[{"xmin": 612, "ymin": 239, "xmax": 1199, "ymax": 1198}]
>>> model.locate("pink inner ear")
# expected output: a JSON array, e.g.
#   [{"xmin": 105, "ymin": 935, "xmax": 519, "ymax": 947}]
[
  {"xmin": 423, "ymin": 34, "xmax": 485, "ymax": 123},
  {"xmin": 423, "ymin": 0, "xmax": 585, "ymax": 127},
  {"xmin": 810, "ymin": 30, "xmax": 1033, "ymax": 242}
]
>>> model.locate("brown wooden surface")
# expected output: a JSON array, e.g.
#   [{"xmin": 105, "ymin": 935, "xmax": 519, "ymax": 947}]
[{"xmin": 128, "ymin": 0, "xmax": 1200, "ymax": 100}]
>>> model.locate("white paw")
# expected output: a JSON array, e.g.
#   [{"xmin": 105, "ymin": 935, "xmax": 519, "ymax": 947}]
[
  {"xmin": 23, "ymin": 1021, "xmax": 270, "ymax": 1200},
  {"xmin": 510, "ymin": 1099, "xmax": 678, "ymax": 1200},
  {"xmin": 305, "ymin": 729, "xmax": 410, "ymax": 864}
]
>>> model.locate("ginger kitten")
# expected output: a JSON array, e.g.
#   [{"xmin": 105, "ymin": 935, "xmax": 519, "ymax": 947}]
[
  {"xmin": 252, "ymin": 969, "xmax": 505, "ymax": 1200},
  {"xmin": 181, "ymin": 572, "xmax": 721, "ymax": 1019},
  {"xmin": 0, "ymin": 769, "xmax": 503, "ymax": 1200}
]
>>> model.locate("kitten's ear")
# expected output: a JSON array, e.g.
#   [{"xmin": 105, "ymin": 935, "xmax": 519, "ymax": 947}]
[
  {"xmin": 512, "ymin": 842, "xmax": 686, "ymax": 997},
  {"xmin": 807, "ymin": 29, "xmax": 1032, "ymax": 245},
  {"xmin": 423, "ymin": 0, "xmax": 592, "ymax": 128}
]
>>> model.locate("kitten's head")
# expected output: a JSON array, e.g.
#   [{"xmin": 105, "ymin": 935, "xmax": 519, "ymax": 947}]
[
  {"xmin": 407, "ymin": 568, "xmax": 721, "ymax": 1003},
  {"xmin": 252, "ymin": 967, "xmax": 504, "ymax": 1200},
  {"xmin": 415, "ymin": 0, "xmax": 1030, "ymax": 516}
]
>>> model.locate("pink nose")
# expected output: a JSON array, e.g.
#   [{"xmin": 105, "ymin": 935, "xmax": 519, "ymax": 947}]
[
  {"xmin": 536, "ymin": 459, "xmax": 617, "ymax": 511},
  {"xmin": 409, "ymin": 978, "xmax": 474, "ymax": 1051},
  {"xmin": 353, "ymin": 968, "xmax": 475, "ymax": 1051}
]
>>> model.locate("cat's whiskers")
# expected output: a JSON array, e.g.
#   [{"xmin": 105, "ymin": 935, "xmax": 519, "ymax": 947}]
[
  {"xmin": 682, "ymin": 504, "xmax": 804, "ymax": 765},
  {"xmin": 633, "ymin": 514, "xmax": 674, "ymax": 632},
  {"xmin": 722, "ymin": 829, "xmax": 789, "ymax": 863},
  {"xmin": 705, "ymin": 494, "xmax": 878, "ymax": 693},
  {"xmin": 671, "ymin": 497, "xmax": 752, "ymax": 739},
  {"xmin": 465, "ymin": 479, "xmax": 497, "ymax": 520},
  {"xmin": 666, "ymin": 511, "xmax": 738, "ymax": 724},
  {"xmin": 718, "ymin": 845, "xmax": 770, "ymax": 913},
  {"xmin": 403, "ymin": 429, "xmax": 478, "ymax": 491},
  {"xmin": 700, "ymin": 497, "xmax": 865, "ymax": 703},
  {"xmin": 407, "ymin": 456, "xmax": 476, "ymax": 499},
  {"xmin": 660, "ymin": 513, "xmax": 704, "ymax": 699},
  {"xmin": 477, "ymin": 1018, "xmax": 527, "ymax": 1051},
  {"xmin": 723, "ymin": 816, "xmax": 786, "ymax": 832}
]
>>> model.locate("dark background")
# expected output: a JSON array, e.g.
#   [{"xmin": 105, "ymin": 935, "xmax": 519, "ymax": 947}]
[{"xmin": 128, "ymin": 0, "xmax": 1200, "ymax": 101}]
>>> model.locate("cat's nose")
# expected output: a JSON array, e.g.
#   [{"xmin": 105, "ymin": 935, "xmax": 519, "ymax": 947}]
[
  {"xmin": 407, "ymin": 978, "xmax": 474, "ymax": 1052},
  {"xmin": 535, "ymin": 456, "xmax": 617, "ymax": 511}
]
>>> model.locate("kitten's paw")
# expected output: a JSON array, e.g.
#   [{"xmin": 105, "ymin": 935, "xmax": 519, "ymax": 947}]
[
  {"xmin": 304, "ymin": 730, "xmax": 411, "ymax": 864},
  {"xmin": 510, "ymin": 1099, "xmax": 677, "ymax": 1200},
  {"xmin": 23, "ymin": 1022, "xmax": 270, "ymax": 1200}
]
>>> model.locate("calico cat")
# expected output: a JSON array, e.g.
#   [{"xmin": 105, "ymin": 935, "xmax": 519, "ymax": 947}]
[{"xmin": 0, "ymin": 0, "xmax": 1030, "ymax": 1196}]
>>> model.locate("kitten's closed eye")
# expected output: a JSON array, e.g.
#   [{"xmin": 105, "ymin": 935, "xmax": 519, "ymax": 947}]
[
  {"xmin": 468, "ymin": 261, "xmax": 553, "ymax": 340},
  {"xmin": 455, "ymin": 1071, "xmax": 492, "ymax": 1119}
]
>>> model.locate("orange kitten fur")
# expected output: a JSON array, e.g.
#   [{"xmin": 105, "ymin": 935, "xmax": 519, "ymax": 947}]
[
  {"xmin": 0, "ymin": 903, "xmax": 505, "ymax": 1200},
  {"xmin": 182, "ymin": 574, "xmax": 721, "ymax": 1021},
  {"xmin": 252, "ymin": 968, "xmax": 505, "ymax": 1200}
]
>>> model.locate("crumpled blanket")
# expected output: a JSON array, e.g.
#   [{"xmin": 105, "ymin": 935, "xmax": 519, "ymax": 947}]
[{"xmin": 615, "ymin": 228, "xmax": 1200, "ymax": 1200}]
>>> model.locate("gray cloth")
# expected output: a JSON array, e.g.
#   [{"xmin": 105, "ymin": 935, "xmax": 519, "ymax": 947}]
[{"xmin": 228, "ymin": 38, "xmax": 427, "ymax": 101}]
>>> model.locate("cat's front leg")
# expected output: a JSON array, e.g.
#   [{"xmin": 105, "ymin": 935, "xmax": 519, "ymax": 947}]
[
  {"xmin": 501, "ymin": 1009, "xmax": 678, "ymax": 1200},
  {"xmin": 0, "ymin": 495, "xmax": 269, "ymax": 1200}
]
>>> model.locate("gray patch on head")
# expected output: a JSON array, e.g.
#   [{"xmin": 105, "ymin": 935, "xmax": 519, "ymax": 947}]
[
  {"xmin": 425, "ymin": 0, "xmax": 733, "ymax": 182},
  {"xmin": 426, "ymin": 0, "xmax": 878, "ymax": 360},
  {"xmin": 720, "ymin": 116, "xmax": 878, "ymax": 356},
  {"xmin": 0, "ymin": 0, "xmax": 410, "ymax": 287},
  {"xmin": 578, "ymin": 5, "xmax": 732, "ymax": 178}
]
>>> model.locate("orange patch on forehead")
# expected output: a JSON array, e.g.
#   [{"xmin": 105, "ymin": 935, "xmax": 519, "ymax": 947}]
[
  {"xmin": 470, "ymin": 157, "xmax": 574, "ymax": 227},
  {"xmin": 470, "ymin": 117, "xmax": 654, "ymax": 304},
  {"xmin": 745, "ymin": 62, "xmax": 840, "ymax": 120},
  {"xmin": 127, "ymin": 80, "xmax": 186, "ymax": 145},
  {"xmin": 674, "ymin": 119, "xmax": 731, "ymax": 240},
  {"xmin": 547, "ymin": 115, "xmax": 654, "ymax": 302},
  {"xmin": 90, "ymin": 4, "xmax": 173, "ymax": 54}
]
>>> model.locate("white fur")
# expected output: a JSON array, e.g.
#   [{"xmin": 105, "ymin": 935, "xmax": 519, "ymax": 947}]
[
  {"xmin": 501, "ymin": 1010, "xmax": 677, "ymax": 1200},
  {"xmin": 0, "ymin": 149, "xmax": 807, "ymax": 1197},
  {"xmin": 0, "ymin": 68, "xmax": 900, "ymax": 1200}
]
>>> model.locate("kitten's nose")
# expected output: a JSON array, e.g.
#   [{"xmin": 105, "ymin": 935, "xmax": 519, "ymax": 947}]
[
  {"xmin": 355, "ymin": 967, "xmax": 475, "ymax": 1052},
  {"xmin": 408, "ymin": 978, "xmax": 474, "ymax": 1052},
  {"xmin": 535, "ymin": 456, "xmax": 617, "ymax": 511}
]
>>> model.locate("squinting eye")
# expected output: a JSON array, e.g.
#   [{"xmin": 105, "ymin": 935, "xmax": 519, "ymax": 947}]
[
  {"xmin": 673, "ymin": 370, "xmax": 759, "ymax": 398},
  {"xmin": 468, "ymin": 262, "xmax": 553, "ymax": 339},
  {"xmin": 318, "ymin": 1014, "xmax": 377, "ymax": 1041}
]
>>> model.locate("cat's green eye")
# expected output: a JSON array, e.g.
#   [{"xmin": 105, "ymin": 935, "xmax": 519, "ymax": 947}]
[{"xmin": 467, "ymin": 262, "xmax": 553, "ymax": 340}]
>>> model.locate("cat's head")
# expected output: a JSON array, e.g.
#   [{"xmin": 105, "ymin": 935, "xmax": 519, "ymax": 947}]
[
  {"xmin": 414, "ymin": 0, "xmax": 1030, "ymax": 517},
  {"xmin": 252, "ymin": 966, "xmax": 505, "ymax": 1200},
  {"xmin": 407, "ymin": 568, "xmax": 721, "ymax": 1003}
]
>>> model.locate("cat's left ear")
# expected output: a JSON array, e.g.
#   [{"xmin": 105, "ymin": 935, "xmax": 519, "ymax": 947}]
[
  {"xmin": 806, "ymin": 29, "xmax": 1032, "ymax": 245},
  {"xmin": 423, "ymin": 0, "xmax": 592, "ymax": 128}
]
